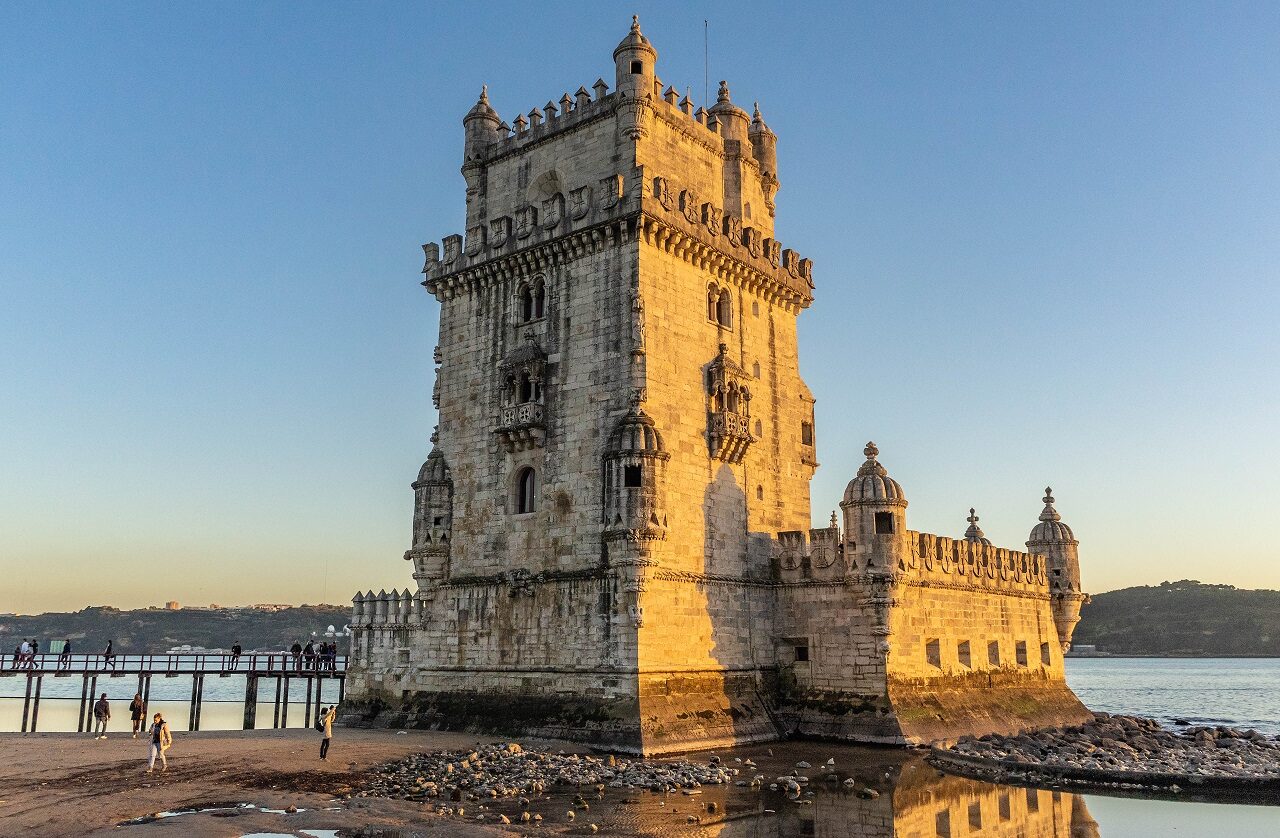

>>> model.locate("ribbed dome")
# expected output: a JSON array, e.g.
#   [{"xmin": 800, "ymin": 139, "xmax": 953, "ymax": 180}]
[
  {"xmin": 415, "ymin": 448, "xmax": 451, "ymax": 486},
  {"xmin": 607, "ymin": 406, "xmax": 667, "ymax": 456},
  {"xmin": 613, "ymin": 15, "xmax": 656, "ymax": 59},
  {"xmin": 842, "ymin": 442, "xmax": 907, "ymax": 506},
  {"xmin": 1027, "ymin": 487, "xmax": 1076, "ymax": 544},
  {"xmin": 464, "ymin": 85, "xmax": 500, "ymax": 124},
  {"xmin": 963, "ymin": 508, "xmax": 992, "ymax": 546}
]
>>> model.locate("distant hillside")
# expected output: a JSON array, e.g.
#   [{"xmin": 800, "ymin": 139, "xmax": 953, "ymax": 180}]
[
  {"xmin": 0, "ymin": 605, "xmax": 350, "ymax": 654},
  {"xmin": 1074, "ymin": 580, "xmax": 1280, "ymax": 656}
]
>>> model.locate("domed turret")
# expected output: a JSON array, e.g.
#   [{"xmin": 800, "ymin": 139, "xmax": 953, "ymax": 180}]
[
  {"xmin": 842, "ymin": 442, "xmax": 907, "ymax": 507},
  {"xmin": 708, "ymin": 80, "xmax": 750, "ymax": 145},
  {"xmin": 840, "ymin": 442, "xmax": 909, "ymax": 573},
  {"xmin": 963, "ymin": 508, "xmax": 991, "ymax": 546},
  {"xmin": 749, "ymin": 102, "xmax": 779, "ymax": 201},
  {"xmin": 407, "ymin": 431, "xmax": 453, "ymax": 589},
  {"xmin": 603, "ymin": 401, "xmax": 669, "ymax": 548},
  {"xmin": 1025, "ymin": 487, "xmax": 1086, "ymax": 652},
  {"xmin": 463, "ymin": 85, "xmax": 504, "ymax": 162},
  {"xmin": 613, "ymin": 15, "xmax": 657, "ymax": 97},
  {"xmin": 607, "ymin": 405, "xmax": 666, "ymax": 455},
  {"xmin": 1027, "ymin": 487, "xmax": 1076, "ymax": 546}
]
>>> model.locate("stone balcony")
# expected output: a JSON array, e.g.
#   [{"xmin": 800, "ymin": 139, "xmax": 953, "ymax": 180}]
[
  {"xmin": 496, "ymin": 401, "xmax": 546, "ymax": 452},
  {"xmin": 708, "ymin": 410, "xmax": 753, "ymax": 464}
]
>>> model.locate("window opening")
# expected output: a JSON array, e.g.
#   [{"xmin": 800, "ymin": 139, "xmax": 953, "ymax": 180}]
[
  {"xmin": 925, "ymin": 639, "xmax": 941, "ymax": 668},
  {"xmin": 1016, "ymin": 641, "xmax": 1028, "ymax": 667},
  {"xmin": 623, "ymin": 465, "xmax": 643, "ymax": 488},
  {"xmin": 630, "ymin": 60, "xmax": 643, "ymax": 74},
  {"xmin": 874, "ymin": 512, "xmax": 894, "ymax": 534},
  {"xmin": 988, "ymin": 640, "xmax": 1001, "ymax": 666},
  {"xmin": 516, "ymin": 467, "xmax": 537, "ymax": 514},
  {"xmin": 801, "ymin": 421, "xmax": 814, "ymax": 445},
  {"xmin": 794, "ymin": 644, "xmax": 809, "ymax": 662}
]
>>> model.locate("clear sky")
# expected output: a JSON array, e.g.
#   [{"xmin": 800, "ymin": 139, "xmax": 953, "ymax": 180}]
[{"xmin": 2, "ymin": 2, "xmax": 1277, "ymax": 614}]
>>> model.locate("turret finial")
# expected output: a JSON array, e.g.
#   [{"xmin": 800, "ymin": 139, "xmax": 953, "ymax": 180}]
[
  {"xmin": 830, "ymin": 510, "xmax": 838, "ymax": 528},
  {"xmin": 752, "ymin": 102, "xmax": 762, "ymax": 121},
  {"xmin": 1039, "ymin": 487, "xmax": 1062, "ymax": 522},
  {"xmin": 863, "ymin": 441, "xmax": 878, "ymax": 460},
  {"xmin": 964, "ymin": 507, "xmax": 990, "ymax": 544},
  {"xmin": 717, "ymin": 80, "xmax": 730, "ymax": 102},
  {"xmin": 480, "ymin": 84, "xmax": 488, "ymax": 103},
  {"xmin": 632, "ymin": 14, "xmax": 640, "ymax": 29},
  {"xmin": 967, "ymin": 507, "xmax": 978, "ymax": 525}
]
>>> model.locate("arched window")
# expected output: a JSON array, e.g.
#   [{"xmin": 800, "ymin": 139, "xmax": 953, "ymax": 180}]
[
  {"xmin": 516, "ymin": 467, "xmax": 537, "ymax": 514},
  {"xmin": 756, "ymin": 485, "xmax": 764, "ymax": 501},
  {"xmin": 533, "ymin": 283, "xmax": 545, "ymax": 318},
  {"xmin": 707, "ymin": 286, "xmax": 718, "ymax": 322},
  {"xmin": 726, "ymin": 384, "xmax": 739, "ymax": 413},
  {"xmin": 716, "ymin": 290, "xmax": 732, "ymax": 327},
  {"xmin": 519, "ymin": 373, "xmax": 533, "ymax": 403},
  {"xmin": 519, "ymin": 285, "xmax": 534, "ymax": 322}
]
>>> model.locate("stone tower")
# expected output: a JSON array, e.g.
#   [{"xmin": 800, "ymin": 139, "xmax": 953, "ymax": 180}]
[
  {"xmin": 345, "ymin": 18, "xmax": 816, "ymax": 753},
  {"xmin": 347, "ymin": 19, "xmax": 1090, "ymax": 752}
]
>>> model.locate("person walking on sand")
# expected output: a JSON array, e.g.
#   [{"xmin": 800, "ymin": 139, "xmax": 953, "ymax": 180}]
[
  {"xmin": 58, "ymin": 639, "xmax": 72, "ymax": 670},
  {"xmin": 318, "ymin": 704, "xmax": 336, "ymax": 760},
  {"xmin": 92, "ymin": 693, "xmax": 111, "ymax": 739},
  {"xmin": 145, "ymin": 712, "xmax": 172, "ymax": 773},
  {"xmin": 129, "ymin": 692, "xmax": 144, "ymax": 738}
]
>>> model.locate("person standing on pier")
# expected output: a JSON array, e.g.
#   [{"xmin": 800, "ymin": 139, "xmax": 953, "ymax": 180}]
[
  {"xmin": 318, "ymin": 704, "xmax": 336, "ymax": 761},
  {"xmin": 58, "ymin": 640, "xmax": 72, "ymax": 670},
  {"xmin": 102, "ymin": 640, "xmax": 116, "ymax": 670},
  {"xmin": 129, "ymin": 693, "xmax": 144, "ymax": 738},
  {"xmin": 290, "ymin": 640, "xmax": 302, "ymax": 670},
  {"xmin": 18, "ymin": 639, "xmax": 31, "ymax": 670},
  {"xmin": 92, "ymin": 693, "xmax": 111, "ymax": 739},
  {"xmin": 303, "ymin": 640, "xmax": 315, "ymax": 670},
  {"xmin": 145, "ymin": 712, "xmax": 172, "ymax": 773},
  {"xmin": 230, "ymin": 642, "xmax": 242, "ymax": 669}
]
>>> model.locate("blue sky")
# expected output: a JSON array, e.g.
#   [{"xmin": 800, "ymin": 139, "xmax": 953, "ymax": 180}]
[{"xmin": 2, "ymin": 2, "xmax": 1277, "ymax": 612}]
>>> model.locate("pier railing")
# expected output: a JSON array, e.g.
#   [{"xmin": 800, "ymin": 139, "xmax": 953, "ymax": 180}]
[{"xmin": 3, "ymin": 652, "xmax": 346, "ymax": 735}]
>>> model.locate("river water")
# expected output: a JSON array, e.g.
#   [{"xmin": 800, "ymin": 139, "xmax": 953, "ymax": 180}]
[{"xmin": 1, "ymin": 658, "xmax": 1277, "ymax": 835}]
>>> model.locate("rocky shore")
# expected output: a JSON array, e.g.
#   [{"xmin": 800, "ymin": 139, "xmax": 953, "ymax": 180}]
[{"xmin": 930, "ymin": 713, "xmax": 1280, "ymax": 802}]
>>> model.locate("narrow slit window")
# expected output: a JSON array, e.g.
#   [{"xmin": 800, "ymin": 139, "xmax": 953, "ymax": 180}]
[
  {"xmin": 957, "ymin": 640, "xmax": 971, "ymax": 669},
  {"xmin": 988, "ymin": 640, "xmax": 1001, "ymax": 667},
  {"xmin": 1016, "ymin": 640, "xmax": 1028, "ymax": 667},
  {"xmin": 1040, "ymin": 641, "xmax": 1051, "ymax": 666},
  {"xmin": 925, "ymin": 639, "xmax": 941, "ymax": 668},
  {"xmin": 516, "ymin": 467, "xmax": 537, "ymax": 514},
  {"xmin": 801, "ymin": 421, "xmax": 814, "ymax": 445}
]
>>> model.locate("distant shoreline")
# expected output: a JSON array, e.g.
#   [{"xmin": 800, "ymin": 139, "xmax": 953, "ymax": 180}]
[{"xmin": 1067, "ymin": 654, "xmax": 1280, "ymax": 660}]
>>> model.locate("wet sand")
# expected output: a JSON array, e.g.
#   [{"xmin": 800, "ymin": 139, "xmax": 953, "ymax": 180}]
[{"xmin": 0, "ymin": 728, "xmax": 559, "ymax": 837}]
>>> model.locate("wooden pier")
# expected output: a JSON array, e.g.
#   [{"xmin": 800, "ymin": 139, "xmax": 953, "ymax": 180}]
[{"xmin": 6, "ymin": 653, "xmax": 345, "ymax": 734}]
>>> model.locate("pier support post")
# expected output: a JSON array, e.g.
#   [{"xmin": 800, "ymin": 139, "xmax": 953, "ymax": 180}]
[
  {"xmin": 77, "ymin": 674, "xmax": 90, "ymax": 733},
  {"xmin": 141, "ymin": 674, "xmax": 152, "ymax": 723},
  {"xmin": 303, "ymin": 675, "xmax": 313, "ymax": 730},
  {"xmin": 188, "ymin": 674, "xmax": 199, "ymax": 731},
  {"xmin": 272, "ymin": 676, "xmax": 283, "ymax": 729},
  {"xmin": 243, "ymin": 674, "xmax": 259, "ymax": 730},
  {"xmin": 20, "ymin": 675, "xmax": 34, "ymax": 734},
  {"xmin": 29, "ymin": 675, "xmax": 43, "ymax": 732},
  {"xmin": 193, "ymin": 674, "xmax": 205, "ymax": 730},
  {"xmin": 281, "ymin": 676, "xmax": 290, "ymax": 728}
]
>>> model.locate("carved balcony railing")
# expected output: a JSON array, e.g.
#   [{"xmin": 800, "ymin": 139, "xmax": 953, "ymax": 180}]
[
  {"xmin": 708, "ymin": 410, "xmax": 753, "ymax": 464},
  {"xmin": 496, "ymin": 401, "xmax": 546, "ymax": 452}
]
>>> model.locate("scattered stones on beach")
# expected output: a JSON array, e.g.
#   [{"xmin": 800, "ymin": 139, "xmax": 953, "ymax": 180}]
[
  {"xmin": 939, "ymin": 713, "xmax": 1280, "ymax": 785},
  {"xmin": 356, "ymin": 741, "xmax": 738, "ymax": 809}
]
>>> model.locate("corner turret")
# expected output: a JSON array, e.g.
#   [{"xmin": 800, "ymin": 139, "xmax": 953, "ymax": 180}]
[
  {"xmin": 708, "ymin": 80, "xmax": 750, "ymax": 146},
  {"xmin": 963, "ymin": 508, "xmax": 991, "ymax": 545},
  {"xmin": 405, "ymin": 429, "xmax": 453, "ymax": 592},
  {"xmin": 1026, "ymin": 488, "xmax": 1087, "ymax": 651},
  {"xmin": 749, "ymin": 103, "xmax": 779, "ymax": 209},
  {"xmin": 840, "ymin": 442, "xmax": 909, "ymax": 573},
  {"xmin": 463, "ymin": 85, "xmax": 504, "ymax": 163},
  {"xmin": 613, "ymin": 15, "xmax": 657, "ymax": 98}
]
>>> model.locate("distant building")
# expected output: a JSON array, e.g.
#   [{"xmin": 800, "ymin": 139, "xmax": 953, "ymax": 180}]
[{"xmin": 165, "ymin": 601, "xmax": 180, "ymax": 610}]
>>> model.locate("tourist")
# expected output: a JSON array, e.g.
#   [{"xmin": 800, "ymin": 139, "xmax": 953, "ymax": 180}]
[
  {"xmin": 9, "ymin": 642, "xmax": 19, "ymax": 670},
  {"xmin": 18, "ymin": 639, "xmax": 31, "ymax": 670},
  {"xmin": 303, "ymin": 640, "xmax": 315, "ymax": 670},
  {"xmin": 145, "ymin": 712, "xmax": 172, "ymax": 773},
  {"xmin": 290, "ymin": 640, "xmax": 302, "ymax": 670},
  {"xmin": 229, "ymin": 642, "xmax": 242, "ymax": 669},
  {"xmin": 30, "ymin": 638, "xmax": 39, "ymax": 667},
  {"xmin": 58, "ymin": 640, "xmax": 72, "ymax": 670},
  {"xmin": 102, "ymin": 640, "xmax": 116, "ymax": 670},
  {"xmin": 318, "ymin": 704, "xmax": 336, "ymax": 761},
  {"xmin": 92, "ymin": 693, "xmax": 111, "ymax": 739},
  {"xmin": 129, "ymin": 692, "xmax": 144, "ymax": 738}
]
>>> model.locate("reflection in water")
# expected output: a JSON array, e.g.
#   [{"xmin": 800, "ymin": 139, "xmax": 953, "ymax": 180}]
[{"xmin": 476, "ymin": 745, "xmax": 1097, "ymax": 838}]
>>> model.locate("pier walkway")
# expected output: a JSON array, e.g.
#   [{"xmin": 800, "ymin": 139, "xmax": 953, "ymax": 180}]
[{"xmin": 5, "ymin": 652, "xmax": 346, "ymax": 734}]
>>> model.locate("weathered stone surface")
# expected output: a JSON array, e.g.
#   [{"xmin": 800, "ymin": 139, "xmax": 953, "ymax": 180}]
[{"xmin": 345, "ymin": 19, "xmax": 1089, "ymax": 754}]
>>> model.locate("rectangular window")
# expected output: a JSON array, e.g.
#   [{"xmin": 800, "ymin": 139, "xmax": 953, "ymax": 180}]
[
  {"xmin": 874, "ymin": 512, "xmax": 895, "ymax": 534},
  {"xmin": 925, "ymin": 639, "xmax": 941, "ymax": 668},
  {"xmin": 800, "ymin": 421, "xmax": 814, "ymax": 445},
  {"xmin": 1026, "ymin": 788, "xmax": 1040, "ymax": 812},
  {"xmin": 623, "ymin": 465, "xmax": 643, "ymax": 488},
  {"xmin": 988, "ymin": 640, "xmax": 1001, "ymax": 667},
  {"xmin": 794, "ymin": 644, "xmax": 809, "ymax": 663},
  {"xmin": 935, "ymin": 810, "xmax": 951, "ymax": 838},
  {"xmin": 998, "ymin": 793, "xmax": 1011, "ymax": 821},
  {"xmin": 957, "ymin": 640, "xmax": 971, "ymax": 669},
  {"xmin": 1040, "ymin": 641, "xmax": 1052, "ymax": 666},
  {"xmin": 968, "ymin": 802, "xmax": 982, "ymax": 830},
  {"xmin": 1016, "ymin": 640, "xmax": 1028, "ymax": 667}
]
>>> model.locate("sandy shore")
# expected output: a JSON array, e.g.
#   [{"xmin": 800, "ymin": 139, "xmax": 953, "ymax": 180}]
[{"xmin": 0, "ymin": 728, "xmax": 575, "ymax": 837}]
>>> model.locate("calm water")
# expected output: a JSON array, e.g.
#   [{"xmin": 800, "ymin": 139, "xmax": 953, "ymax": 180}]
[{"xmin": 2, "ymin": 658, "xmax": 1277, "ymax": 836}]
